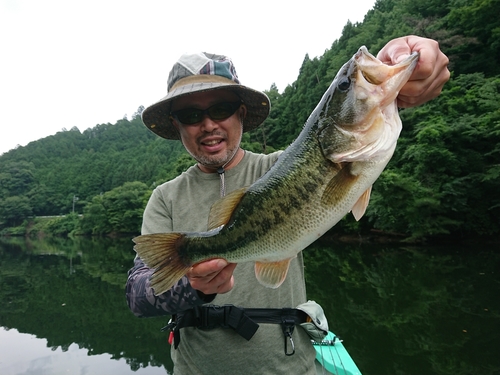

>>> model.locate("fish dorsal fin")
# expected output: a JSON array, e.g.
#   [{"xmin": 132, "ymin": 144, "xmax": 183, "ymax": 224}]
[
  {"xmin": 321, "ymin": 164, "xmax": 358, "ymax": 207},
  {"xmin": 254, "ymin": 257, "xmax": 295, "ymax": 289},
  {"xmin": 351, "ymin": 186, "xmax": 372, "ymax": 221},
  {"xmin": 207, "ymin": 187, "xmax": 248, "ymax": 230}
]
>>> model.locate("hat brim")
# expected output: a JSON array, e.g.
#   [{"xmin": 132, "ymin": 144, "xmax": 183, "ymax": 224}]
[{"xmin": 142, "ymin": 81, "xmax": 270, "ymax": 140}]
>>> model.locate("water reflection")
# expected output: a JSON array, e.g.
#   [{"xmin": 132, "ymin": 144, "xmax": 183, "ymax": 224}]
[
  {"xmin": 0, "ymin": 237, "xmax": 498, "ymax": 375},
  {"xmin": 304, "ymin": 240, "xmax": 500, "ymax": 375},
  {"xmin": 0, "ymin": 237, "xmax": 172, "ymax": 375},
  {"xmin": 0, "ymin": 327, "xmax": 165, "ymax": 375}
]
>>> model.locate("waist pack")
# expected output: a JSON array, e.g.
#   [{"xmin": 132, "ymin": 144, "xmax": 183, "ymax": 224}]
[
  {"xmin": 296, "ymin": 300, "xmax": 329, "ymax": 342},
  {"xmin": 163, "ymin": 300, "xmax": 328, "ymax": 355}
]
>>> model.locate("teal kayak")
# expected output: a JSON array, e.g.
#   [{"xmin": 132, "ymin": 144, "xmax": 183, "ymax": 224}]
[{"xmin": 314, "ymin": 331, "xmax": 362, "ymax": 375}]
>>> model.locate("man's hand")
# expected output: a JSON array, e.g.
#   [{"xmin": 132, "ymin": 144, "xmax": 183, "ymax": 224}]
[
  {"xmin": 377, "ymin": 35, "xmax": 450, "ymax": 108},
  {"xmin": 187, "ymin": 259, "xmax": 236, "ymax": 295}
]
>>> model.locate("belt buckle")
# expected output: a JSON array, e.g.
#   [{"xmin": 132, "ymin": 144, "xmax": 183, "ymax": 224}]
[{"xmin": 198, "ymin": 304, "xmax": 228, "ymax": 330}]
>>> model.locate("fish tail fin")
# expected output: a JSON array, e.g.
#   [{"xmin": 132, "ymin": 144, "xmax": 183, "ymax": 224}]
[
  {"xmin": 132, "ymin": 233, "xmax": 191, "ymax": 296},
  {"xmin": 254, "ymin": 257, "xmax": 295, "ymax": 289}
]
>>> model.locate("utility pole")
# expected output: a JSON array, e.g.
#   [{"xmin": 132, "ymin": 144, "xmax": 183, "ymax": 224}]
[{"xmin": 72, "ymin": 195, "xmax": 79, "ymax": 213}]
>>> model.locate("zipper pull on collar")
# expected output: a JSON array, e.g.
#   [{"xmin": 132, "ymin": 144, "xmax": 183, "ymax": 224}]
[{"xmin": 217, "ymin": 167, "xmax": 226, "ymax": 197}]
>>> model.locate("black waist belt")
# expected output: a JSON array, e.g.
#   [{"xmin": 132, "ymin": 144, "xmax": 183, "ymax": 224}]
[{"xmin": 165, "ymin": 304, "xmax": 308, "ymax": 355}]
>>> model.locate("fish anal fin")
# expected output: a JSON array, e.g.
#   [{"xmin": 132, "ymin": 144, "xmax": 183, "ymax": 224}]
[
  {"xmin": 133, "ymin": 233, "xmax": 191, "ymax": 296},
  {"xmin": 208, "ymin": 187, "xmax": 248, "ymax": 230},
  {"xmin": 351, "ymin": 186, "xmax": 372, "ymax": 221},
  {"xmin": 321, "ymin": 164, "xmax": 358, "ymax": 206},
  {"xmin": 254, "ymin": 257, "xmax": 294, "ymax": 289}
]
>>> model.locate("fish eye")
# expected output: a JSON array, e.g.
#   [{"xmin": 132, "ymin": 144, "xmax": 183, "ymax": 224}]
[{"xmin": 337, "ymin": 77, "xmax": 351, "ymax": 92}]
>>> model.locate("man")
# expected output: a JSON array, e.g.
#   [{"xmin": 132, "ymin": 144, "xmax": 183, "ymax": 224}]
[{"xmin": 126, "ymin": 36, "xmax": 450, "ymax": 375}]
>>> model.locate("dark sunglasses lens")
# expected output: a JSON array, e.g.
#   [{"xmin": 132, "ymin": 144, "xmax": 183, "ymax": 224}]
[
  {"xmin": 173, "ymin": 102, "xmax": 241, "ymax": 125},
  {"xmin": 207, "ymin": 102, "xmax": 239, "ymax": 120},
  {"xmin": 175, "ymin": 109, "xmax": 203, "ymax": 124}
]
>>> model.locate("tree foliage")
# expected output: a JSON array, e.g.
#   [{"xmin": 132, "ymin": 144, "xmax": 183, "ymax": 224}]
[
  {"xmin": 1, "ymin": 0, "xmax": 499, "ymax": 241},
  {"xmin": 79, "ymin": 181, "xmax": 150, "ymax": 235},
  {"xmin": 370, "ymin": 73, "xmax": 500, "ymax": 239}
]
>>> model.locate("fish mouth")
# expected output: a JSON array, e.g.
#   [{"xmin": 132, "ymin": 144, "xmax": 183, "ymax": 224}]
[
  {"xmin": 318, "ymin": 46, "xmax": 419, "ymax": 163},
  {"xmin": 355, "ymin": 46, "xmax": 419, "ymax": 107}
]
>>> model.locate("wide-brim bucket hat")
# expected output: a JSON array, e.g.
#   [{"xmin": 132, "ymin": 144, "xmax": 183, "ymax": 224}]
[{"xmin": 142, "ymin": 52, "xmax": 271, "ymax": 140}]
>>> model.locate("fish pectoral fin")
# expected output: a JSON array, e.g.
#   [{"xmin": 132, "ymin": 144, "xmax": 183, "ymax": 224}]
[
  {"xmin": 351, "ymin": 186, "xmax": 372, "ymax": 221},
  {"xmin": 133, "ymin": 233, "xmax": 191, "ymax": 296},
  {"xmin": 254, "ymin": 258, "xmax": 294, "ymax": 289},
  {"xmin": 207, "ymin": 187, "xmax": 248, "ymax": 230},
  {"xmin": 321, "ymin": 164, "xmax": 358, "ymax": 207}
]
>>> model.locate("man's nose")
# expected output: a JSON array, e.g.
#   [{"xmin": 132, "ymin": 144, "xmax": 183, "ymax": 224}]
[{"xmin": 199, "ymin": 115, "xmax": 219, "ymax": 132}]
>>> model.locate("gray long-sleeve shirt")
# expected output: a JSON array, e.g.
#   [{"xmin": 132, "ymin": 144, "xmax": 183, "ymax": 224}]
[{"xmin": 125, "ymin": 150, "xmax": 317, "ymax": 375}]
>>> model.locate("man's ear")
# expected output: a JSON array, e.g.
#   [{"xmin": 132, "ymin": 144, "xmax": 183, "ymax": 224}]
[
  {"xmin": 239, "ymin": 105, "xmax": 247, "ymax": 121},
  {"xmin": 170, "ymin": 116, "xmax": 179, "ymax": 129}
]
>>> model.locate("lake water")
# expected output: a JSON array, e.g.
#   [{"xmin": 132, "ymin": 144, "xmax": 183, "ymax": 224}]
[{"xmin": 0, "ymin": 236, "xmax": 498, "ymax": 375}]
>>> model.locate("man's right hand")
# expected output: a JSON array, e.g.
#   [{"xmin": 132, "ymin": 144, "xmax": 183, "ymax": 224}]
[{"xmin": 186, "ymin": 259, "xmax": 236, "ymax": 295}]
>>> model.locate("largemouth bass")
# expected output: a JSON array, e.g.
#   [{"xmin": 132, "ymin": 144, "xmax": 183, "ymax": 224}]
[{"xmin": 134, "ymin": 46, "xmax": 419, "ymax": 295}]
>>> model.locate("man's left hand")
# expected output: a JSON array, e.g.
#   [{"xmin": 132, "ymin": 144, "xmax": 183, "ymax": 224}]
[{"xmin": 377, "ymin": 35, "xmax": 450, "ymax": 108}]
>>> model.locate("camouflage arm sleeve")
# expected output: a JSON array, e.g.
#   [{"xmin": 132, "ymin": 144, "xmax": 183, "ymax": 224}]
[{"xmin": 125, "ymin": 255, "xmax": 214, "ymax": 317}]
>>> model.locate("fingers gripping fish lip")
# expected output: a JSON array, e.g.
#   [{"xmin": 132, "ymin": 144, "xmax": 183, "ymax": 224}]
[
  {"xmin": 355, "ymin": 46, "xmax": 420, "ymax": 79},
  {"xmin": 355, "ymin": 46, "xmax": 420, "ymax": 107}
]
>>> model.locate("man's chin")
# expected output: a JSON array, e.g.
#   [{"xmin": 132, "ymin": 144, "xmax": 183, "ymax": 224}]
[{"xmin": 194, "ymin": 155, "xmax": 229, "ymax": 169}]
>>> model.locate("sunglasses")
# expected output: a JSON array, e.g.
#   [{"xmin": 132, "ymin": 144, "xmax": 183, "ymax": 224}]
[{"xmin": 170, "ymin": 101, "xmax": 242, "ymax": 125}]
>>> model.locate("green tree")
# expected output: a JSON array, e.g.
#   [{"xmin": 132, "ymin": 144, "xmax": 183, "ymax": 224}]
[
  {"xmin": 0, "ymin": 196, "xmax": 32, "ymax": 227},
  {"xmin": 446, "ymin": 0, "xmax": 500, "ymax": 76},
  {"xmin": 0, "ymin": 161, "xmax": 35, "ymax": 198},
  {"xmin": 2, "ymin": 0, "xmax": 500, "ymax": 241},
  {"xmin": 370, "ymin": 73, "xmax": 500, "ymax": 239},
  {"xmin": 79, "ymin": 182, "xmax": 150, "ymax": 235}
]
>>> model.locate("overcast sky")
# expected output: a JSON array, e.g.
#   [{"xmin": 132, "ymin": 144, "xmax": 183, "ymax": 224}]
[{"xmin": 0, "ymin": 0, "xmax": 376, "ymax": 155}]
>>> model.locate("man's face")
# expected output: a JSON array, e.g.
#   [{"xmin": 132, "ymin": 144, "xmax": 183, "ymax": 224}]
[{"xmin": 170, "ymin": 90, "xmax": 245, "ymax": 171}]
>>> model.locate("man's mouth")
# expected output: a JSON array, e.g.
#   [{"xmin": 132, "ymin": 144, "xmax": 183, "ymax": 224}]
[{"xmin": 202, "ymin": 139, "xmax": 223, "ymax": 146}]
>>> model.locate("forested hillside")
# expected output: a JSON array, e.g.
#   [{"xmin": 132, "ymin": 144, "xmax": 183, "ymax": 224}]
[{"xmin": 1, "ymin": 0, "xmax": 499, "ymax": 241}]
